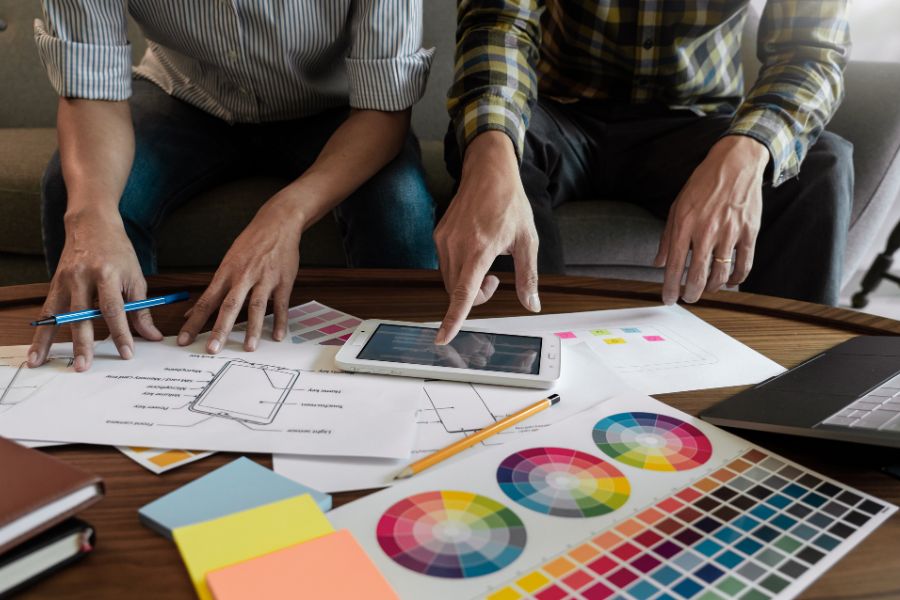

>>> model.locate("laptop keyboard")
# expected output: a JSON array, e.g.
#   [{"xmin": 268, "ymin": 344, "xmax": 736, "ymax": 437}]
[{"xmin": 817, "ymin": 373, "xmax": 900, "ymax": 431}]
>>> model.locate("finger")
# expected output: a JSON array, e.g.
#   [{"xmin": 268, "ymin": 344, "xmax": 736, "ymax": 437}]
[
  {"xmin": 178, "ymin": 281, "xmax": 227, "ymax": 346},
  {"xmin": 682, "ymin": 236, "xmax": 715, "ymax": 304},
  {"xmin": 662, "ymin": 226, "xmax": 691, "ymax": 305},
  {"xmin": 654, "ymin": 215, "xmax": 674, "ymax": 268},
  {"xmin": 28, "ymin": 288, "xmax": 68, "ymax": 367},
  {"xmin": 69, "ymin": 283, "xmax": 95, "ymax": 372},
  {"xmin": 436, "ymin": 256, "xmax": 493, "ymax": 345},
  {"xmin": 513, "ymin": 231, "xmax": 540, "ymax": 312},
  {"xmin": 206, "ymin": 286, "xmax": 250, "ymax": 354},
  {"xmin": 436, "ymin": 238, "xmax": 453, "ymax": 296},
  {"xmin": 706, "ymin": 241, "xmax": 737, "ymax": 294},
  {"xmin": 728, "ymin": 239, "xmax": 756, "ymax": 286},
  {"xmin": 244, "ymin": 287, "xmax": 271, "ymax": 351},
  {"xmin": 97, "ymin": 278, "xmax": 134, "ymax": 360},
  {"xmin": 271, "ymin": 284, "xmax": 291, "ymax": 342},
  {"xmin": 126, "ymin": 280, "xmax": 163, "ymax": 341},
  {"xmin": 473, "ymin": 274, "xmax": 500, "ymax": 307}
]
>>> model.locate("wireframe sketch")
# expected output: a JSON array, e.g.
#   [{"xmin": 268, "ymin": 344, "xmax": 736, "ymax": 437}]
[
  {"xmin": 0, "ymin": 356, "xmax": 74, "ymax": 409},
  {"xmin": 189, "ymin": 360, "xmax": 301, "ymax": 425}
]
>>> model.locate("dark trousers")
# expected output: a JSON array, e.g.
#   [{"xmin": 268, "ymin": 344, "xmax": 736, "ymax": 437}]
[
  {"xmin": 43, "ymin": 80, "xmax": 438, "ymax": 275},
  {"xmin": 446, "ymin": 100, "xmax": 854, "ymax": 305}
]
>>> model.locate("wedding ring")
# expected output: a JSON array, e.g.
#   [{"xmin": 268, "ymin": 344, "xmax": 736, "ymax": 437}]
[{"xmin": 713, "ymin": 256, "xmax": 733, "ymax": 264}]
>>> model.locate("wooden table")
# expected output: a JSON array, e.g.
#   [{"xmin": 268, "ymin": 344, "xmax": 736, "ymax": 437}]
[{"xmin": 3, "ymin": 270, "xmax": 899, "ymax": 599}]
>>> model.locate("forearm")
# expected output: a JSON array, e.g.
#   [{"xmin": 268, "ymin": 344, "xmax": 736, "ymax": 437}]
[
  {"xmin": 270, "ymin": 108, "xmax": 412, "ymax": 230},
  {"xmin": 57, "ymin": 98, "xmax": 134, "ymax": 224}
]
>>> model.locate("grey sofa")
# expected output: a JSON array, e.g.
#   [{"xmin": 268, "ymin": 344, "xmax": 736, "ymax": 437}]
[{"xmin": 1, "ymin": 2, "xmax": 899, "ymax": 289}]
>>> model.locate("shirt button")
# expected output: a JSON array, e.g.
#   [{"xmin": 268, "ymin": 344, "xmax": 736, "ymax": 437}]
[
  {"xmin": 643, "ymin": 38, "xmax": 653, "ymax": 50},
  {"xmin": 227, "ymin": 49, "xmax": 238, "ymax": 62}
]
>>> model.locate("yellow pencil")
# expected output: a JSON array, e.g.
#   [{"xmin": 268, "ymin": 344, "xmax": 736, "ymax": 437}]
[{"xmin": 394, "ymin": 393, "xmax": 561, "ymax": 480}]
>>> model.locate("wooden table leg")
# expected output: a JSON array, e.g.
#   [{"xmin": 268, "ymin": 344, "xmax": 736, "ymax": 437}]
[{"xmin": 852, "ymin": 217, "xmax": 900, "ymax": 308}]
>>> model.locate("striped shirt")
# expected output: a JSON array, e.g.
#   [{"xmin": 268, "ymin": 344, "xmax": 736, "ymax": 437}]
[
  {"xmin": 448, "ymin": 0, "xmax": 851, "ymax": 186},
  {"xmin": 35, "ymin": 0, "xmax": 433, "ymax": 123}
]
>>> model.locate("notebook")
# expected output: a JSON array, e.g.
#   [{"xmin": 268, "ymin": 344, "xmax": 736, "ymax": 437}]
[
  {"xmin": 139, "ymin": 457, "xmax": 331, "ymax": 539},
  {"xmin": 173, "ymin": 495, "xmax": 333, "ymax": 600},
  {"xmin": 206, "ymin": 529, "xmax": 398, "ymax": 600},
  {"xmin": 0, "ymin": 437, "xmax": 104, "ymax": 554},
  {"xmin": 0, "ymin": 518, "xmax": 95, "ymax": 598}
]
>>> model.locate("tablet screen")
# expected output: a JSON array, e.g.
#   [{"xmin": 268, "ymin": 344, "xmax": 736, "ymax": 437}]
[{"xmin": 357, "ymin": 324, "xmax": 542, "ymax": 375}]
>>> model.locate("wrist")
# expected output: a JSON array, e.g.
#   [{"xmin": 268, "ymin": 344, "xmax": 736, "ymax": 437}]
[
  {"xmin": 460, "ymin": 131, "xmax": 519, "ymax": 192},
  {"xmin": 258, "ymin": 190, "xmax": 309, "ymax": 235},
  {"xmin": 63, "ymin": 206, "xmax": 123, "ymax": 232},
  {"xmin": 718, "ymin": 135, "xmax": 770, "ymax": 175}
]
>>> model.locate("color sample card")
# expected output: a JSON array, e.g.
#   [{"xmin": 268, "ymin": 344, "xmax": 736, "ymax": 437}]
[
  {"xmin": 330, "ymin": 394, "xmax": 896, "ymax": 600},
  {"xmin": 140, "ymin": 457, "xmax": 331, "ymax": 539},
  {"xmin": 285, "ymin": 301, "xmax": 360, "ymax": 345},
  {"xmin": 231, "ymin": 301, "xmax": 360, "ymax": 346},
  {"xmin": 173, "ymin": 495, "xmax": 334, "ymax": 600},
  {"xmin": 118, "ymin": 446, "xmax": 213, "ymax": 474},
  {"xmin": 206, "ymin": 529, "xmax": 399, "ymax": 600}
]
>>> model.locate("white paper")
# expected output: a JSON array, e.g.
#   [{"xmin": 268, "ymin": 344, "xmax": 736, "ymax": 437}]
[
  {"xmin": 274, "ymin": 343, "xmax": 633, "ymax": 492},
  {"xmin": 466, "ymin": 304, "xmax": 785, "ymax": 394},
  {"xmin": 0, "ymin": 344, "xmax": 74, "ymax": 448},
  {"xmin": 330, "ymin": 394, "xmax": 896, "ymax": 600},
  {"xmin": 0, "ymin": 335, "xmax": 421, "ymax": 458}
]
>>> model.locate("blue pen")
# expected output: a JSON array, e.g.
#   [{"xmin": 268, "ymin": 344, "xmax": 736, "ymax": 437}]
[{"xmin": 30, "ymin": 291, "xmax": 191, "ymax": 326}]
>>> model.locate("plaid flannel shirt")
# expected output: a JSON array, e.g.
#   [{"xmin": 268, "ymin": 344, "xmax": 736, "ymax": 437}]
[{"xmin": 448, "ymin": 0, "xmax": 851, "ymax": 185}]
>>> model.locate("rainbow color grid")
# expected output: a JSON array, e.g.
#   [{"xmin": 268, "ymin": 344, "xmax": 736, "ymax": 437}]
[
  {"xmin": 484, "ymin": 448, "xmax": 893, "ymax": 600},
  {"xmin": 497, "ymin": 447, "xmax": 631, "ymax": 518},
  {"xmin": 593, "ymin": 412, "xmax": 713, "ymax": 472},
  {"xmin": 377, "ymin": 490, "xmax": 526, "ymax": 579},
  {"xmin": 283, "ymin": 301, "xmax": 360, "ymax": 346}
]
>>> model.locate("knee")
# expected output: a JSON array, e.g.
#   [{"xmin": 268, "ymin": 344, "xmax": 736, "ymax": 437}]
[
  {"xmin": 354, "ymin": 144, "xmax": 436, "ymax": 225},
  {"xmin": 805, "ymin": 131, "xmax": 854, "ymax": 190}
]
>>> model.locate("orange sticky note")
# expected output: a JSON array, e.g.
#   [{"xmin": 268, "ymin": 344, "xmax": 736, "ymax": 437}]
[{"xmin": 206, "ymin": 529, "xmax": 398, "ymax": 600}]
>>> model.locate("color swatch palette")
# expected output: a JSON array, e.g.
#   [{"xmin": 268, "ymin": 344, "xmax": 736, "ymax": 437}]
[
  {"xmin": 329, "ymin": 396, "xmax": 895, "ymax": 600},
  {"xmin": 486, "ymin": 447, "xmax": 892, "ymax": 600},
  {"xmin": 593, "ymin": 412, "xmax": 713, "ymax": 472},
  {"xmin": 284, "ymin": 301, "xmax": 361, "ymax": 346},
  {"xmin": 377, "ymin": 490, "xmax": 526, "ymax": 578},
  {"xmin": 498, "ymin": 447, "xmax": 630, "ymax": 518},
  {"xmin": 118, "ymin": 446, "xmax": 213, "ymax": 474}
]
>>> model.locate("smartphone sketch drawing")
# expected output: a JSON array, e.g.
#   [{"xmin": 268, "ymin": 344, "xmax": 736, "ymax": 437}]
[{"xmin": 190, "ymin": 361, "xmax": 300, "ymax": 425}]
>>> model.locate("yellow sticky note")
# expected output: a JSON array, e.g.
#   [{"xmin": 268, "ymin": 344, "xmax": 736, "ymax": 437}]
[
  {"xmin": 173, "ymin": 495, "xmax": 333, "ymax": 600},
  {"xmin": 206, "ymin": 529, "xmax": 398, "ymax": 600}
]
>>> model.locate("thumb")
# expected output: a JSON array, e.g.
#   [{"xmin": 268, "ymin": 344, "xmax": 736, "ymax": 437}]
[{"xmin": 513, "ymin": 232, "xmax": 540, "ymax": 313}]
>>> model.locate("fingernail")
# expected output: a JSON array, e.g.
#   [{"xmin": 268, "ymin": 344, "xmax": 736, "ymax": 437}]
[
  {"xmin": 246, "ymin": 336, "xmax": 258, "ymax": 351},
  {"xmin": 273, "ymin": 329, "xmax": 284, "ymax": 342},
  {"xmin": 208, "ymin": 339, "xmax": 221, "ymax": 354},
  {"xmin": 74, "ymin": 355, "xmax": 86, "ymax": 372},
  {"xmin": 527, "ymin": 293, "xmax": 541, "ymax": 313},
  {"xmin": 121, "ymin": 345, "xmax": 134, "ymax": 360},
  {"xmin": 177, "ymin": 332, "xmax": 190, "ymax": 346},
  {"xmin": 434, "ymin": 328, "xmax": 446, "ymax": 345},
  {"xmin": 28, "ymin": 351, "xmax": 39, "ymax": 366}
]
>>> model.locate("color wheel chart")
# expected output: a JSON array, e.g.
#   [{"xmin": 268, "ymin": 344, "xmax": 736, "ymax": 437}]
[
  {"xmin": 331, "ymin": 398, "xmax": 895, "ymax": 600},
  {"xmin": 593, "ymin": 412, "xmax": 713, "ymax": 472},
  {"xmin": 377, "ymin": 490, "xmax": 526, "ymax": 578},
  {"xmin": 498, "ymin": 447, "xmax": 630, "ymax": 518}
]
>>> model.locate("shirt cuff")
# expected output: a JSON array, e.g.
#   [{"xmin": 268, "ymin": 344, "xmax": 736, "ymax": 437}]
[
  {"xmin": 34, "ymin": 19, "xmax": 132, "ymax": 101},
  {"xmin": 727, "ymin": 108, "xmax": 802, "ymax": 187},
  {"xmin": 454, "ymin": 95, "xmax": 527, "ymax": 163},
  {"xmin": 345, "ymin": 47, "xmax": 434, "ymax": 112}
]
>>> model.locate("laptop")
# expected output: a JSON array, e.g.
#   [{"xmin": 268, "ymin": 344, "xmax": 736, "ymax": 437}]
[{"xmin": 701, "ymin": 336, "xmax": 900, "ymax": 448}]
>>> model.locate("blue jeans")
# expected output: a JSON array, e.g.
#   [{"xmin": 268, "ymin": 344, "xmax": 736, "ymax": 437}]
[{"xmin": 42, "ymin": 80, "xmax": 437, "ymax": 274}]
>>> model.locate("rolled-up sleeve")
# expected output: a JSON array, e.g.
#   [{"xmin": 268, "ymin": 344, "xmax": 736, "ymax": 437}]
[
  {"xmin": 34, "ymin": 0, "xmax": 132, "ymax": 101},
  {"xmin": 727, "ymin": 0, "xmax": 850, "ymax": 186},
  {"xmin": 345, "ymin": 0, "xmax": 434, "ymax": 111}
]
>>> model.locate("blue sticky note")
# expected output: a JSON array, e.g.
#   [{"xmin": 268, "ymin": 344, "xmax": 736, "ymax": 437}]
[{"xmin": 139, "ymin": 457, "xmax": 332, "ymax": 539}]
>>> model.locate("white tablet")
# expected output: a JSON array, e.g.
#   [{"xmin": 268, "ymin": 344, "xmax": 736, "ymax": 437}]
[{"xmin": 334, "ymin": 320, "xmax": 561, "ymax": 389}]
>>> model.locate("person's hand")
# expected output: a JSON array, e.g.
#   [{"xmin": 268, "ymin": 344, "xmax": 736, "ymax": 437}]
[
  {"xmin": 434, "ymin": 131, "xmax": 541, "ymax": 345},
  {"xmin": 177, "ymin": 193, "xmax": 303, "ymax": 353},
  {"xmin": 654, "ymin": 135, "xmax": 769, "ymax": 304},
  {"xmin": 28, "ymin": 211, "xmax": 162, "ymax": 372}
]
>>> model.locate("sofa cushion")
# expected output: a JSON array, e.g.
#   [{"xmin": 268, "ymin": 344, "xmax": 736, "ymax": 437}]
[
  {"xmin": 0, "ymin": 128, "xmax": 55, "ymax": 255},
  {"xmin": 557, "ymin": 201, "xmax": 665, "ymax": 268}
]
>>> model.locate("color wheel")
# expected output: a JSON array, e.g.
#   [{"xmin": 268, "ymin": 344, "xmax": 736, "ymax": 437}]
[
  {"xmin": 497, "ymin": 447, "xmax": 630, "ymax": 518},
  {"xmin": 592, "ymin": 412, "xmax": 712, "ymax": 471},
  {"xmin": 376, "ymin": 490, "xmax": 526, "ymax": 578}
]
